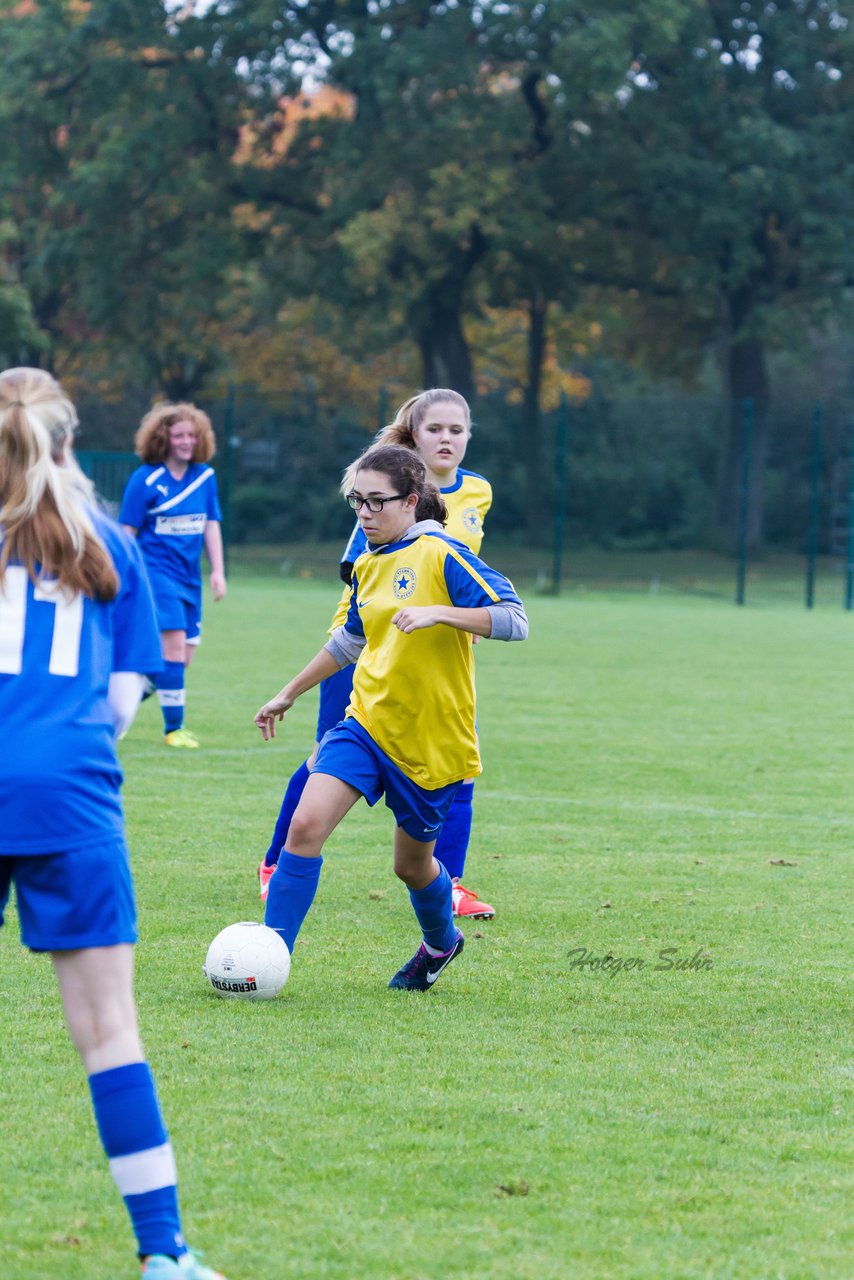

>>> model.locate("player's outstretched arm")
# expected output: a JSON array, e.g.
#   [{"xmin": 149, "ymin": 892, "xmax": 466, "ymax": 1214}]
[
  {"xmin": 254, "ymin": 648, "xmax": 342, "ymax": 741},
  {"xmin": 108, "ymin": 672, "xmax": 148, "ymax": 739},
  {"xmin": 391, "ymin": 605, "xmax": 493, "ymax": 636}
]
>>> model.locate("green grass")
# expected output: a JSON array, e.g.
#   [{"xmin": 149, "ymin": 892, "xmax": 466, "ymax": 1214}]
[
  {"xmin": 230, "ymin": 538, "xmax": 852, "ymax": 608},
  {"xmin": 1, "ymin": 568, "xmax": 852, "ymax": 1280}
]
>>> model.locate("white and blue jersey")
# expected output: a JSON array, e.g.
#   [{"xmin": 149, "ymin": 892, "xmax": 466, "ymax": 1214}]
[
  {"xmin": 0, "ymin": 516, "xmax": 162, "ymax": 855},
  {"xmin": 119, "ymin": 462, "xmax": 222, "ymax": 594}
]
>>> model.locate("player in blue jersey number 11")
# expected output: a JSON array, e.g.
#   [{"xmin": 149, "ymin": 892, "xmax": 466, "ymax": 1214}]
[
  {"xmin": 0, "ymin": 369, "xmax": 229, "ymax": 1280},
  {"xmin": 254, "ymin": 444, "xmax": 528, "ymax": 991}
]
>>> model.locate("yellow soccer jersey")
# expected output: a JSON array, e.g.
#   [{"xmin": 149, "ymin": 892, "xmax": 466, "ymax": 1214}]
[
  {"xmin": 342, "ymin": 529, "xmax": 520, "ymax": 789},
  {"xmin": 441, "ymin": 468, "xmax": 492, "ymax": 556},
  {"xmin": 329, "ymin": 581, "xmax": 356, "ymax": 633},
  {"xmin": 328, "ymin": 467, "xmax": 493, "ymax": 631}
]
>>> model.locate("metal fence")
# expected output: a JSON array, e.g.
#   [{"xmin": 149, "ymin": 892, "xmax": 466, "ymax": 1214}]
[
  {"xmin": 77, "ymin": 450, "xmax": 139, "ymax": 518},
  {"xmin": 77, "ymin": 385, "xmax": 854, "ymax": 607}
]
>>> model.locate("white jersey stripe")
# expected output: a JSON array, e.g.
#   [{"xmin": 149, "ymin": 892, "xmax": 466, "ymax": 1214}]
[
  {"xmin": 108, "ymin": 1142, "xmax": 177, "ymax": 1196},
  {"xmin": 144, "ymin": 467, "xmax": 166, "ymax": 487},
  {"xmin": 0, "ymin": 566, "xmax": 27, "ymax": 675},
  {"xmin": 149, "ymin": 468, "xmax": 215, "ymax": 515}
]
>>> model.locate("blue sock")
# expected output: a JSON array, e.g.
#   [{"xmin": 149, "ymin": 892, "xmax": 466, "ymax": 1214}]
[
  {"xmin": 264, "ymin": 760, "xmax": 311, "ymax": 867},
  {"xmin": 433, "ymin": 781, "xmax": 474, "ymax": 880},
  {"xmin": 264, "ymin": 850, "xmax": 323, "ymax": 952},
  {"xmin": 156, "ymin": 660, "xmax": 185, "ymax": 734},
  {"xmin": 88, "ymin": 1062, "xmax": 186, "ymax": 1260},
  {"xmin": 409, "ymin": 864, "xmax": 457, "ymax": 953}
]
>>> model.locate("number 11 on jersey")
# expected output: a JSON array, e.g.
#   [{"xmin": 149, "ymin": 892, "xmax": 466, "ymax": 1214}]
[{"xmin": 0, "ymin": 566, "xmax": 84, "ymax": 677}]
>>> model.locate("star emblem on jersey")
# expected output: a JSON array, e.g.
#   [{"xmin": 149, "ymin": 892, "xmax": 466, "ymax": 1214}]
[
  {"xmin": 392, "ymin": 567, "xmax": 417, "ymax": 599},
  {"xmin": 463, "ymin": 508, "xmax": 480, "ymax": 531}
]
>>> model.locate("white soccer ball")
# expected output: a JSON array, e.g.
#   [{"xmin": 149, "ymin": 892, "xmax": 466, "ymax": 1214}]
[{"xmin": 202, "ymin": 922, "xmax": 291, "ymax": 1000}]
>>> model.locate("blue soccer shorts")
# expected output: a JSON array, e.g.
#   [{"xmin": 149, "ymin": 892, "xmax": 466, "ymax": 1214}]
[
  {"xmin": 313, "ymin": 717, "xmax": 462, "ymax": 844},
  {"xmin": 147, "ymin": 570, "xmax": 202, "ymax": 644},
  {"xmin": 0, "ymin": 837, "xmax": 138, "ymax": 952},
  {"xmin": 315, "ymin": 665, "xmax": 356, "ymax": 742}
]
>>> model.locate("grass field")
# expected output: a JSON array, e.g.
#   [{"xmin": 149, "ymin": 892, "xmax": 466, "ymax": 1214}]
[{"xmin": 1, "ymin": 562, "xmax": 852, "ymax": 1280}]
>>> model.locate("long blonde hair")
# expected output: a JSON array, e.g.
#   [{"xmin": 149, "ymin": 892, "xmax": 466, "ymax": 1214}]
[
  {"xmin": 0, "ymin": 367, "xmax": 118, "ymax": 600},
  {"xmin": 374, "ymin": 388, "xmax": 471, "ymax": 449},
  {"xmin": 341, "ymin": 388, "xmax": 472, "ymax": 495}
]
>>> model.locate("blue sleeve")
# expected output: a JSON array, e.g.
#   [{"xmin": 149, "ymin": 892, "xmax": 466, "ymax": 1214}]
[
  {"xmin": 118, "ymin": 468, "xmax": 149, "ymax": 529},
  {"xmin": 442, "ymin": 543, "xmax": 523, "ymax": 610},
  {"xmin": 98, "ymin": 519, "xmax": 163, "ymax": 673},
  {"xmin": 344, "ymin": 570, "xmax": 364, "ymax": 638},
  {"xmin": 207, "ymin": 472, "xmax": 223, "ymax": 521},
  {"xmin": 340, "ymin": 520, "xmax": 367, "ymax": 566}
]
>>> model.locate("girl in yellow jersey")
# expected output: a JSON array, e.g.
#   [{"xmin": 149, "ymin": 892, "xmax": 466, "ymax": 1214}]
[
  {"xmin": 258, "ymin": 389, "xmax": 497, "ymax": 919},
  {"xmin": 254, "ymin": 445, "xmax": 527, "ymax": 991}
]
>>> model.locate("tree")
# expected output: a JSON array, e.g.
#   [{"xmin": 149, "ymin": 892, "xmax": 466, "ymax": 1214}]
[
  {"xmin": 230, "ymin": 2, "xmax": 630, "ymax": 537},
  {"xmin": 0, "ymin": 0, "xmax": 251, "ymax": 394},
  {"xmin": 587, "ymin": 0, "xmax": 854, "ymax": 550},
  {"xmin": 228, "ymin": 2, "xmax": 500, "ymax": 397}
]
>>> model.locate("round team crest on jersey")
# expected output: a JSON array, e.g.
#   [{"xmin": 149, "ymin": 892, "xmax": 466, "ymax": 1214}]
[
  {"xmin": 392, "ymin": 567, "xmax": 417, "ymax": 599},
  {"xmin": 462, "ymin": 507, "xmax": 482, "ymax": 533}
]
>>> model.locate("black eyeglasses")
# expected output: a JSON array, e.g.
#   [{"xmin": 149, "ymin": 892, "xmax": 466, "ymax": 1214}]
[{"xmin": 346, "ymin": 492, "xmax": 408, "ymax": 513}]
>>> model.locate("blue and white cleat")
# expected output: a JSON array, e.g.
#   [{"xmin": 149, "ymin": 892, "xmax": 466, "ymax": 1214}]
[
  {"xmin": 141, "ymin": 1251, "xmax": 227, "ymax": 1279},
  {"xmin": 388, "ymin": 929, "xmax": 465, "ymax": 991}
]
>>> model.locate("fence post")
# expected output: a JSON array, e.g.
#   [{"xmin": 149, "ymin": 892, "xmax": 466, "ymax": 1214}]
[
  {"xmin": 220, "ymin": 382, "xmax": 236, "ymax": 571},
  {"xmin": 736, "ymin": 397, "xmax": 753, "ymax": 607},
  {"xmin": 551, "ymin": 396, "xmax": 569, "ymax": 594},
  {"xmin": 805, "ymin": 401, "xmax": 822, "ymax": 610},
  {"xmin": 846, "ymin": 393, "xmax": 854, "ymax": 610}
]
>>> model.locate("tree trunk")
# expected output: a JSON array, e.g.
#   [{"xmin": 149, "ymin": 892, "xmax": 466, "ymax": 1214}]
[
  {"xmin": 416, "ymin": 308, "xmax": 473, "ymax": 399},
  {"xmin": 412, "ymin": 224, "xmax": 486, "ymax": 399},
  {"xmin": 522, "ymin": 295, "xmax": 548, "ymax": 545},
  {"xmin": 714, "ymin": 323, "xmax": 769, "ymax": 554}
]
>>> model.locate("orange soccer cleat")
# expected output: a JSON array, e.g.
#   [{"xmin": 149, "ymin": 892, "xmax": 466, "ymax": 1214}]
[
  {"xmin": 258, "ymin": 861, "xmax": 277, "ymax": 902},
  {"xmin": 451, "ymin": 878, "xmax": 495, "ymax": 920}
]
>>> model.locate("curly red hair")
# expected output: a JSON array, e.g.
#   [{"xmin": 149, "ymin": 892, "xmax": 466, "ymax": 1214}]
[{"xmin": 134, "ymin": 402, "xmax": 216, "ymax": 465}]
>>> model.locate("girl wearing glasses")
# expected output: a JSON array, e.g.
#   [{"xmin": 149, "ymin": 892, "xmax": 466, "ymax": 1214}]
[
  {"xmin": 254, "ymin": 444, "xmax": 527, "ymax": 991},
  {"xmin": 258, "ymin": 389, "xmax": 497, "ymax": 919},
  {"xmin": 0, "ymin": 368, "xmax": 228, "ymax": 1279}
]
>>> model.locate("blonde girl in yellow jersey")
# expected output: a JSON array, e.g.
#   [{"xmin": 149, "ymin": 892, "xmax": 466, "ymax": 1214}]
[
  {"xmin": 259, "ymin": 389, "xmax": 497, "ymax": 918},
  {"xmin": 254, "ymin": 445, "xmax": 527, "ymax": 991}
]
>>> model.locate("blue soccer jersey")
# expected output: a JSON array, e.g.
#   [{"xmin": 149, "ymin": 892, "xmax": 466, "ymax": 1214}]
[
  {"xmin": 119, "ymin": 462, "xmax": 222, "ymax": 593},
  {"xmin": 0, "ymin": 515, "xmax": 162, "ymax": 855}
]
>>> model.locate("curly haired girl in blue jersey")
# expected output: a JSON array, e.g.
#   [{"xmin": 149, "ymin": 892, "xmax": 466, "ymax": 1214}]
[
  {"xmin": 254, "ymin": 445, "xmax": 528, "ymax": 991},
  {"xmin": 0, "ymin": 368, "xmax": 228, "ymax": 1280},
  {"xmin": 120, "ymin": 402, "xmax": 226, "ymax": 749}
]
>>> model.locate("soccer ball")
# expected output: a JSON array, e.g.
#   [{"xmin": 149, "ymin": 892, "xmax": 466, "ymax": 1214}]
[{"xmin": 202, "ymin": 922, "xmax": 291, "ymax": 1000}]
